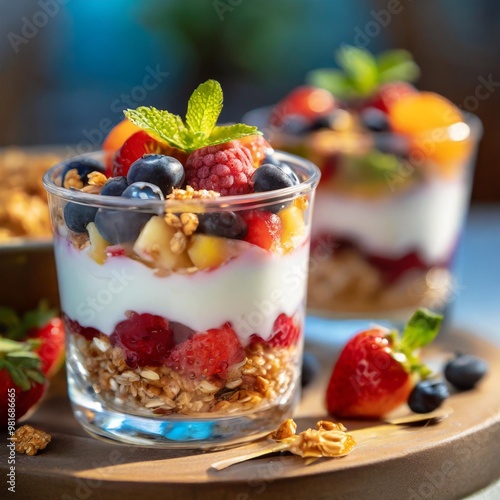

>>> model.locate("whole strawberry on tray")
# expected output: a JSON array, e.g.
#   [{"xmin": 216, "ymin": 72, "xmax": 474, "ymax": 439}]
[
  {"xmin": 0, "ymin": 304, "xmax": 64, "ymax": 423},
  {"xmin": 326, "ymin": 308, "xmax": 443, "ymax": 419}
]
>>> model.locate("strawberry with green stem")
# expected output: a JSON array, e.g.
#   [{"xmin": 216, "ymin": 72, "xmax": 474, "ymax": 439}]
[
  {"xmin": 326, "ymin": 308, "xmax": 442, "ymax": 419},
  {"xmin": 0, "ymin": 337, "xmax": 47, "ymax": 423},
  {"xmin": 0, "ymin": 303, "xmax": 65, "ymax": 378}
]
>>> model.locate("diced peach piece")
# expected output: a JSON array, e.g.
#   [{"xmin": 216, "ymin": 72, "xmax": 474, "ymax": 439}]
[
  {"xmin": 188, "ymin": 234, "xmax": 243, "ymax": 270},
  {"xmin": 279, "ymin": 205, "xmax": 306, "ymax": 252},
  {"xmin": 88, "ymin": 222, "xmax": 110, "ymax": 264},
  {"xmin": 388, "ymin": 92, "xmax": 470, "ymax": 169},
  {"xmin": 133, "ymin": 216, "xmax": 192, "ymax": 271}
]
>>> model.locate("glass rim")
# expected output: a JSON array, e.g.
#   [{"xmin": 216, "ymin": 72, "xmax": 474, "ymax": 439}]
[
  {"xmin": 243, "ymin": 107, "xmax": 483, "ymax": 143},
  {"xmin": 42, "ymin": 150, "xmax": 321, "ymax": 213}
]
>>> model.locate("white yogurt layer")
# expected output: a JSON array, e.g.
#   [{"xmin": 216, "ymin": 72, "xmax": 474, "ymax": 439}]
[
  {"xmin": 54, "ymin": 240, "xmax": 309, "ymax": 345},
  {"xmin": 312, "ymin": 177, "xmax": 469, "ymax": 263}
]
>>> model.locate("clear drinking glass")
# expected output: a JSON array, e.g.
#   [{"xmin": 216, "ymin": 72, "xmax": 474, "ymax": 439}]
[
  {"xmin": 43, "ymin": 151, "xmax": 320, "ymax": 448},
  {"xmin": 245, "ymin": 108, "xmax": 482, "ymax": 324}
]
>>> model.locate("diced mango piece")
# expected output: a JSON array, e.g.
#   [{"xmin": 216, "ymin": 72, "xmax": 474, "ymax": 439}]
[
  {"xmin": 87, "ymin": 222, "xmax": 110, "ymax": 264},
  {"xmin": 188, "ymin": 234, "xmax": 242, "ymax": 270},
  {"xmin": 279, "ymin": 205, "xmax": 306, "ymax": 252},
  {"xmin": 133, "ymin": 216, "xmax": 192, "ymax": 271}
]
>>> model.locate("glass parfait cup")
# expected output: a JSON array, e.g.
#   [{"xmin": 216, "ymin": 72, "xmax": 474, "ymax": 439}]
[
  {"xmin": 43, "ymin": 151, "xmax": 320, "ymax": 448},
  {"xmin": 245, "ymin": 108, "xmax": 482, "ymax": 323}
]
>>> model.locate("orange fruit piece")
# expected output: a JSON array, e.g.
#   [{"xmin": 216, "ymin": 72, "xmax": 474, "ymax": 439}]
[
  {"xmin": 239, "ymin": 135, "xmax": 273, "ymax": 167},
  {"xmin": 388, "ymin": 92, "xmax": 471, "ymax": 170}
]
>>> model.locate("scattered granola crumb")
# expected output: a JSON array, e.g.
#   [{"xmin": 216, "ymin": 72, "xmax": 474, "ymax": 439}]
[
  {"xmin": 11, "ymin": 425, "xmax": 51, "ymax": 456},
  {"xmin": 271, "ymin": 419, "xmax": 356, "ymax": 459}
]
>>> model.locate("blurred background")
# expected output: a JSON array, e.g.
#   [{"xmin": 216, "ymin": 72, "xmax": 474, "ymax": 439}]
[{"xmin": 0, "ymin": 0, "xmax": 499, "ymax": 200}]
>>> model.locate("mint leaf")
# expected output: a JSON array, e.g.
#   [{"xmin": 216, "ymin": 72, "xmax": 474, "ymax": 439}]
[
  {"xmin": 400, "ymin": 309, "xmax": 443, "ymax": 353},
  {"xmin": 206, "ymin": 124, "xmax": 261, "ymax": 147},
  {"xmin": 186, "ymin": 80, "xmax": 223, "ymax": 136},
  {"xmin": 377, "ymin": 49, "xmax": 420, "ymax": 84},
  {"xmin": 336, "ymin": 45, "xmax": 378, "ymax": 97},
  {"xmin": 124, "ymin": 107, "xmax": 186, "ymax": 150},
  {"xmin": 307, "ymin": 69, "xmax": 355, "ymax": 100}
]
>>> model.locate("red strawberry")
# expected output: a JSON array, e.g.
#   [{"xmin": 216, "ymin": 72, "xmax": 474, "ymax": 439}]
[
  {"xmin": 251, "ymin": 314, "xmax": 302, "ymax": 348},
  {"xmin": 368, "ymin": 82, "xmax": 417, "ymax": 114},
  {"xmin": 242, "ymin": 210, "xmax": 282, "ymax": 251},
  {"xmin": 110, "ymin": 312, "xmax": 174, "ymax": 368},
  {"xmin": 0, "ymin": 337, "xmax": 47, "ymax": 423},
  {"xmin": 166, "ymin": 323, "xmax": 244, "ymax": 380},
  {"xmin": 111, "ymin": 131, "xmax": 163, "ymax": 177},
  {"xmin": 0, "ymin": 304, "xmax": 65, "ymax": 379},
  {"xmin": 27, "ymin": 317, "xmax": 65, "ymax": 378},
  {"xmin": 326, "ymin": 309, "xmax": 442, "ymax": 419},
  {"xmin": 271, "ymin": 86, "xmax": 336, "ymax": 126}
]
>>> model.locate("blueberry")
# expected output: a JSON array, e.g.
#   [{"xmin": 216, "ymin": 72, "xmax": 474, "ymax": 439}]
[
  {"xmin": 64, "ymin": 202, "xmax": 97, "ymax": 233},
  {"xmin": 360, "ymin": 107, "xmax": 391, "ymax": 132},
  {"xmin": 101, "ymin": 176, "xmax": 128, "ymax": 196},
  {"xmin": 94, "ymin": 182, "xmax": 163, "ymax": 244},
  {"xmin": 127, "ymin": 154, "xmax": 184, "ymax": 196},
  {"xmin": 408, "ymin": 380, "xmax": 449, "ymax": 414},
  {"xmin": 308, "ymin": 114, "xmax": 333, "ymax": 131},
  {"xmin": 61, "ymin": 158, "xmax": 105, "ymax": 186},
  {"xmin": 254, "ymin": 164, "xmax": 295, "ymax": 193},
  {"xmin": 262, "ymin": 154, "xmax": 300, "ymax": 185},
  {"xmin": 197, "ymin": 212, "xmax": 247, "ymax": 239},
  {"xmin": 444, "ymin": 354, "xmax": 488, "ymax": 390},
  {"xmin": 122, "ymin": 182, "xmax": 164, "ymax": 200}
]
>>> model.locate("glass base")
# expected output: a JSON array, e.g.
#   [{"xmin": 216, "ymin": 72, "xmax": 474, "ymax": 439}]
[{"xmin": 67, "ymin": 371, "xmax": 299, "ymax": 450}]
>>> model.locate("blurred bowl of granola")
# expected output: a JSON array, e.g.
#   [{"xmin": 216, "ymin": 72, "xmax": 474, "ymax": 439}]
[{"xmin": 0, "ymin": 146, "xmax": 66, "ymax": 313}]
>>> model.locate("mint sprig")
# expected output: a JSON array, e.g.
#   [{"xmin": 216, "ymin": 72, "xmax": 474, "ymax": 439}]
[
  {"xmin": 307, "ymin": 45, "xmax": 420, "ymax": 101},
  {"xmin": 124, "ymin": 80, "xmax": 261, "ymax": 153}
]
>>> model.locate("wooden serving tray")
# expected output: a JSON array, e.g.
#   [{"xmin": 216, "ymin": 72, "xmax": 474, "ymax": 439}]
[{"xmin": 2, "ymin": 327, "xmax": 499, "ymax": 500}]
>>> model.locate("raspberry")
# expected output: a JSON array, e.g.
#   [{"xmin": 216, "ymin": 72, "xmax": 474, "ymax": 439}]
[
  {"xmin": 185, "ymin": 141, "xmax": 255, "ymax": 196},
  {"xmin": 251, "ymin": 314, "xmax": 301, "ymax": 348},
  {"xmin": 110, "ymin": 312, "xmax": 174, "ymax": 368},
  {"xmin": 166, "ymin": 323, "xmax": 244, "ymax": 380}
]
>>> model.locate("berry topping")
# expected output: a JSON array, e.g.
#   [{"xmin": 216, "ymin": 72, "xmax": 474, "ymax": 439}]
[
  {"xmin": 263, "ymin": 154, "xmax": 300, "ymax": 185},
  {"xmin": 122, "ymin": 182, "xmax": 164, "ymax": 201},
  {"xmin": 253, "ymin": 164, "xmax": 295, "ymax": 192},
  {"xmin": 63, "ymin": 314, "xmax": 100, "ymax": 341},
  {"xmin": 110, "ymin": 312, "xmax": 174, "ymax": 368},
  {"xmin": 408, "ymin": 380, "xmax": 449, "ymax": 414},
  {"xmin": 94, "ymin": 183, "xmax": 162, "ymax": 244},
  {"xmin": 100, "ymin": 176, "xmax": 128, "ymax": 196},
  {"xmin": 242, "ymin": 210, "xmax": 283, "ymax": 251},
  {"xmin": 64, "ymin": 202, "xmax": 98, "ymax": 234},
  {"xmin": 61, "ymin": 158, "xmax": 106, "ymax": 187},
  {"xmin": 444, "ymin": 354, "xmax": 488, "ymax": 390},
  {"xmin": 103, "ymin": 118, "xmax": 142, "ymax": 170},
  {"xmin": 111, "ymin": 131, "xmax": 163, "ymax": 178},
  {"xmin": 166, "ymin": 323, "xmax": 244, "ymax": 380},
  {"xmin": 197, "ymin": 211, "xmax": 247, "ymax": 239},
  {"xmin": 251, "ymin": 314, "xmax": 301, "ymax": 348},
  {"xmin": 185, "ymin": 141, "xmax": 255, "ymax": 195},
  {"xmin": 368, "ymin": 82, "xmax": 417, "ymax": 113},
  {"xmin": 127, "ymin": 154, "xmax": 185, "ymax": 196},
  {"xmin": 359, "ymin": 107, "xmax": 391, "ymax": 132},
  {"xmin": 271, "ymin": 86, "xmax": 336, "ymax": 126}
]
